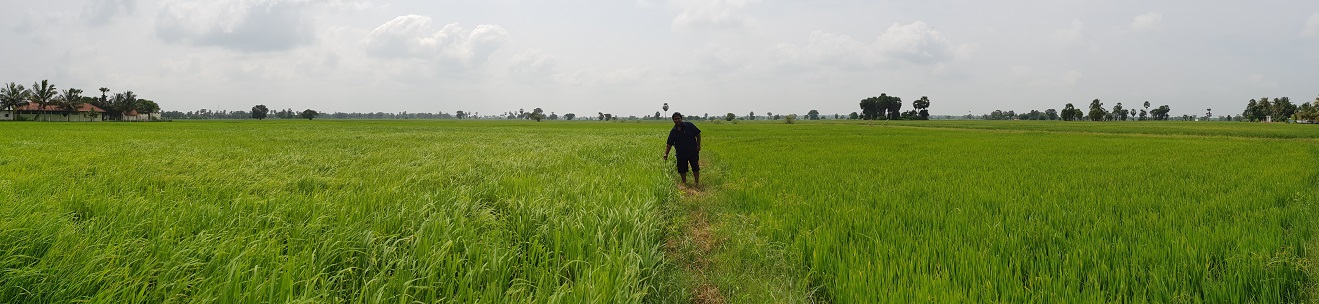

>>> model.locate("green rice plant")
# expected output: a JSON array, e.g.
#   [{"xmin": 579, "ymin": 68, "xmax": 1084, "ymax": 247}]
[
  {"xmin": 2, "ymin": 120, "xmax": 1316, "ymax": 303},
  {"xmin": 702, "ymin": 122, "xmax": 1319, "ymax": 302},
  {"xmin": 0, "ymin": 120, "xmax": 682, "ymax": 303}
]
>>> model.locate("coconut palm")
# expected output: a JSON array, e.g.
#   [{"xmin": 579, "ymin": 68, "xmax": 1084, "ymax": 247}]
[
  {"xmin": 109, "ymin": 91, "xmax": 139, "ymax": 121},
  {"xmin": 29, "ymin": 80, "xmax": 58, "ymax": 121},
  {"xmin": 1, "ymin": 83, "xmax": 30, "ymax": 117},
  {"xmin": 95, "ymin": 87, "xmax": 110, "ymax": 110},
  {"xmin": 59, "ymin": 88, "xmax": 85, "ymax": 121}
]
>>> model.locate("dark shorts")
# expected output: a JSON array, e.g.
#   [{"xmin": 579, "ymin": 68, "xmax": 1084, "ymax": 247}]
[{"xmin": 676, "ymin": 153, "xmax": 700, "ymax": 173}]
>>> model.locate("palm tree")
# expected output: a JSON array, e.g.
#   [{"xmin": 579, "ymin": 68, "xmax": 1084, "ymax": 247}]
[
  {"xmin": 58, "ymin": 88, "xmax": 85, "ymax": 121},
  {"xmin": 663, "ymin": 102, "xmax": 669, "ymax": 119},
  {"xmin": 109, "ymin": 91, "xmax": 140, "ymax": 121},
  {"xmin": 29, "ymin": 80, "xmax": 58, "ymax": 121},
  {"xmin": 1, "ymin": 83, "xmax": 31, "ymax": 118},
  {"xmin": 96, "ymin": 87, "xmax": 110, "ymax": 110},
  {"xmin": 110, "ymin": 92, "xmax": 138, "ymax": 121}
]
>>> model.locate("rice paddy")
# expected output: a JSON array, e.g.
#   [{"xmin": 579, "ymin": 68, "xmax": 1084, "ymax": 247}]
[{"xmin": 1, "ymin": 120, "xmax": 1316, "ymax": 303}]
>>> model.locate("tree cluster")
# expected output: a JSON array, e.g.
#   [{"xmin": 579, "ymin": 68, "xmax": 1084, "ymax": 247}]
[
  {"xmin": 859, "ymin": 94, "xmax": 902, "ymax": 120},
  {"xmin": 1297, "ymin": 98, "xmax": 1319, "ymax": 122},
  {"xmin": 1, "ymin": 80, "xmax": 160, "ymax": 121},
  {"xmin": 858, "ymin": 94, "xmax": 930, "ymax": 120},
  {"xmin": 1149, "ymin": 105, "xmax": 1172, "ymax": 121},
  {"xmin": 1242, "ymin": 97, "xmax": 1299, "ymax": 122},
  {"xmin": 1068, "ymin": 99, "xmax": 1170, "ymax": 121}
]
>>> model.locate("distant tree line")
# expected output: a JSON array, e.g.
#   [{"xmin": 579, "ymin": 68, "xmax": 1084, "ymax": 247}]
[
  {"xmin": 171, "ymin": 105, "xmax": 603, "ymax": 122},
  {"xmin": 113, "ymin": 93, "xmax": 1319, "ymax": 124},
  {"xmin": 167, "ymin": 108, "xmax": 336, "ymax": 120},
  {"xmin": 971, "ymin": 99, "xmax": 1175, "ymax": 121}
]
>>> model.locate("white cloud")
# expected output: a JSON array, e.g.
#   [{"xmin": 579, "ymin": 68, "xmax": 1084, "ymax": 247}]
[
  {"xmin": 507, "ymin": 49, "xmax": 558, "ymax": 82},
  {"xmin": 635, "ymin": 0, "xmax": 660, "ymax": 9},
  {"xmin": 769, "ymin": 21, "xmax": 968, "ymax": 70},
  {"xmin": 768, "ymin": 31, "xmax": 871, "ymax": 70},
  {"xmin": 83, "ymin": 0, "xmax": 135, "ymax": 26},
  {"xmin": 155, "ymin": 0, "xmax": 316, "ymax": 52},
  {"xmin": 1304, "ymin": 13, "xmax": 1319, "ymax": 37},
  {"xmin": 554, "ymin": 68, "xmax": 650, "ymax": 86},
  {"xmin": 157, "ymin": 52, "xmax": 305, "ymax": 82},
  {"xmin": 1052, "ymin": 19, "xmax": 1084, "ymax": 47},
  {"xmin": 876, "ymin": 21, "xmax": 961, "ymax": 65},
  {"xmin": 362, "ymin": 15, "xmax": 509, "ymax": 70},
  {"xmin": 681, "ymin": 43, "xmax": 748, "ymax": 76},
  {"xmin": 1131, "ymin": 12, "xmax": 1163, "ymax": 32},
  {"xmin": 323, "ymin": 0, "xmax": 383, "ymax": 11},
  {"xmin": 12, "ymin": 9, "xmax": 65, "ymax": 44},
  {"xmin": 505, "ymin": 48, "xmax": 648, "ymax": 87},
  {"xmin": 669, "ymin": 0, "xmax": 759, "ymax": 31},
  {"xmin": 1014, "ymin": 67, "xmax": 1083, "ymax": 87}
]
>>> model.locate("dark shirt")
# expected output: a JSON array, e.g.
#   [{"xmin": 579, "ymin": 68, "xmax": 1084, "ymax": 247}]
[{"xmin": 667, "ymin": 121, "xmax": 701, "ymax": 156}]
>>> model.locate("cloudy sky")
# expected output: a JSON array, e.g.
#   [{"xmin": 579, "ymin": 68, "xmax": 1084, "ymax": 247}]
[{"xmin": 4, "ymin": 0, "xmax": 1318, "ymax": 117}]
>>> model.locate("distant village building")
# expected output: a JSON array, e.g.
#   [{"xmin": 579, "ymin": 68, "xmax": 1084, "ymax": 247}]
[
  {"xmin": 121, "ymin": 110, "xmax": 161, "ymax": 122},
  {"xmin": 7, "ymin": 103, "xmax": 107, "ymax": 122}
]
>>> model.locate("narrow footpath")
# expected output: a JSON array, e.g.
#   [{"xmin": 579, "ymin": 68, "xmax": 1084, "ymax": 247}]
[
  {"xmin": 661, "ymin": 158, "xmax": 818, "ymax": 304},
  {"xmin": 663, "ymin": 159, "xmax": 726, "ymax": 304}
]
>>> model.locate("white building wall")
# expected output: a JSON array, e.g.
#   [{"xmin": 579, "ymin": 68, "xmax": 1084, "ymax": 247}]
[{"xmin": 15, "ymin": 112, "xmax": 103, "ymax": 122}]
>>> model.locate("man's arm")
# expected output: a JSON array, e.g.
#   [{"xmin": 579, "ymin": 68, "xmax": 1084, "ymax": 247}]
[
  {"xmin": 664, "ymin": 144, "xmax": 673, "ymax": 160},
  {"xmin": 695, "ymin": 134, "xmax": 701, "ymax": 152}
]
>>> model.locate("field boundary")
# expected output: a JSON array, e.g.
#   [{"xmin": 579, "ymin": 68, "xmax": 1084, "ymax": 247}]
[
  {"xmin": 1308, "ymin": 141, "xmax": 1319, "ymax": 301},
  {"xmin": 874, "ymin": 123, "xmax": 1319, "ymax": 140}
]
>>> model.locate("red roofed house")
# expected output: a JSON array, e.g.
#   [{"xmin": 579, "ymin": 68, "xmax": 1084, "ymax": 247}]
[{"xmin": 10, "ymin": 103, "xmax": 108, "ymax": 122}]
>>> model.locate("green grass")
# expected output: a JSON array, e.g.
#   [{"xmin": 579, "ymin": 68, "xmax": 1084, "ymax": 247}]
[{"xmin": 1, "ymin": 119, "xmax": 1317, "ymax": 303}]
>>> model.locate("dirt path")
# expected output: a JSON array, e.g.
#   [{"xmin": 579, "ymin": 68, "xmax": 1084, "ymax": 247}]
[
  {"xmin": 679, "ymin": 183, "xmax": 723, "ymax": 304},
  {"xmin": 663, "ymin": 157, "xmax": 725, "ymax": 304},
  {"xmin": 663, "ymin": 160, "xmax": 815, "ymax": 303}
]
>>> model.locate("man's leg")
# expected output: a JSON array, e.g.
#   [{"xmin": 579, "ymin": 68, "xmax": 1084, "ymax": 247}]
[
  {"xmin": 677, "ymin": 155, "xmax": 689, "ymax": 184},
  {"xmin": 691, "ymin": 154, "xmax": 701, "ymax": 185}
]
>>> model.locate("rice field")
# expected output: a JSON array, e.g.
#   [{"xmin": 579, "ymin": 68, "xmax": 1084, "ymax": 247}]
[
  {"xmin": 0, "ymin": 121, "xmax": 682, "ymax": 303},
  {"xmin": 703, "ymin": 122, "xmax": 1318, "ymax": 302},
  {"xmin": 1, "ymin": 120, "xmax": 1316, "ymax": 303}
]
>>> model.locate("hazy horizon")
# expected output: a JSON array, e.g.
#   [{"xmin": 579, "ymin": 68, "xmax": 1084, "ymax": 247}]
[{"xmin": 3, "ymin": 0, "xmax": 1318, "ymax": 117}]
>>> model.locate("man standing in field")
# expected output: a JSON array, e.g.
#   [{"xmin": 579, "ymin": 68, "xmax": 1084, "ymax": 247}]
[{"xmin": 664, "ymin": 112, "xmax": 701, "ymax": 185}]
